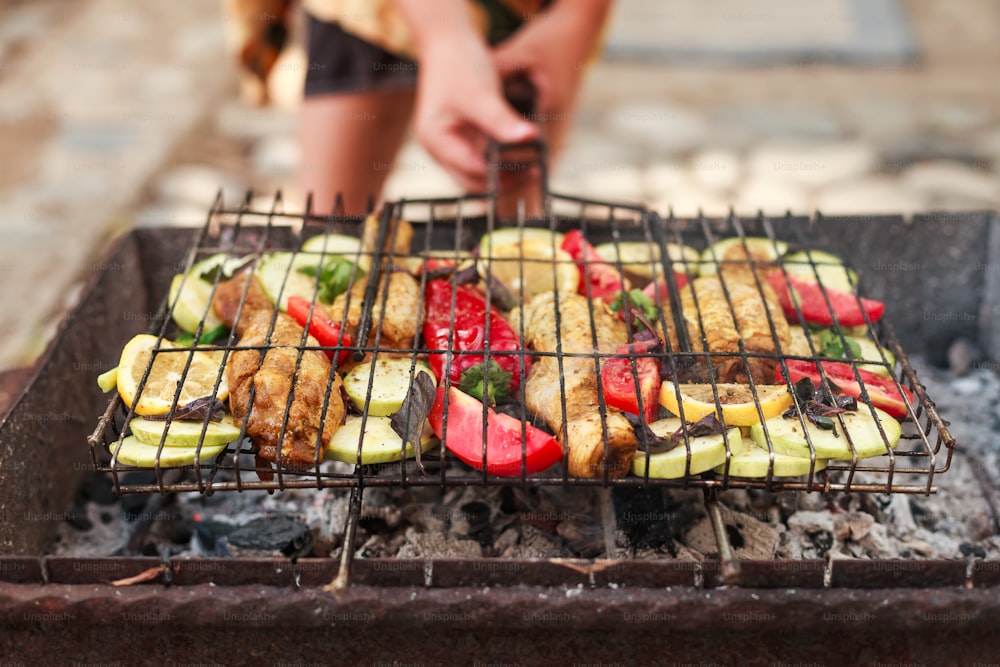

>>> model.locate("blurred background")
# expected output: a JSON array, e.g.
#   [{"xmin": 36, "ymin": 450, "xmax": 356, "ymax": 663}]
[{"xmin": 0, "ymin": 0, "xmax": 997, "ymax": 375}]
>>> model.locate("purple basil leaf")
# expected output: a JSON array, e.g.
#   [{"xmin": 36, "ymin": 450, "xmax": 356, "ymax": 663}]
[
  {"xmin": 390, "ymin": 372, "xmax": 437, "ymax": 472},
  {"xmin": 673, "ymin": 413, "xmax": 727, "ymax": 440},
  {"xmin": 482, "ymin": 272, "xmax": 518, "ymax": 311},
  {"xmin": 624, "ymin": 412, "xmax": 678, "ymax": 455},
  {"xmin": 144, "ymin": 396, "xmax": 226, "ymax": 423}
]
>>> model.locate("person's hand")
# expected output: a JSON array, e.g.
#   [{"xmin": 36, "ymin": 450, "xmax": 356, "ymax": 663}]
[
  {"xmin": 490, "ymin": 3, "xmax": 610, "ymax": 148},
  {"xmin": 413, "ymin": 30, "xmax": 536, "ymax": 192}
]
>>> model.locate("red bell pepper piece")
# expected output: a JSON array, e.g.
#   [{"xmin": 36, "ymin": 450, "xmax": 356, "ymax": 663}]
[
  {"xmin": 779, "ymin": 359, "xmax": 913, "ymax": 419},
  {"xmin": 641, "ymin": 273, "xmax": 690, "ymax": 304},
  {"xmin": 600, "ymin": 339, "xmax": 661, "ymax": 422},
  {"xmin": 560, "ymin": 230, "xmax": 628, "ymax": 301},
  {"xmin": 428, "ymin": 386, "xmax": 563, "ymax": 476},
  {"xmin": 423, "ymin": 279, "xmax": 528, "ymax": 404},
  {"xmin": 286, "ymin": 296, "xmax": 353, "ymax": 365},
  {"xmin": 766, "ymin": 271, "xmax": 884, "ymax": 328}
]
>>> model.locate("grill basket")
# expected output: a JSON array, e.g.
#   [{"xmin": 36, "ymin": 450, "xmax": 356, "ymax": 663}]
[{"xmin": 87, "ymin": 188, "xmax": 955, "ymax": 499}]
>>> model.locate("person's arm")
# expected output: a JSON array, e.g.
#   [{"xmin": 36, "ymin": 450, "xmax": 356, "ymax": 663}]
[{"xmin": 392, "ymin": 0, "xmax": 537, "ymax": 191}]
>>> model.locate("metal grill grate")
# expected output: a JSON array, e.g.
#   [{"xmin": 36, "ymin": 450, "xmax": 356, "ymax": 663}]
[{"xmin": 88, "ymin": 188, "xmax": 955, "ymax": 497}]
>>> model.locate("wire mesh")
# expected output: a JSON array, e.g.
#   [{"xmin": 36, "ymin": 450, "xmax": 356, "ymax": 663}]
[{"xmin": 88, "ymin": 191, "xmax": 956, "ymax": 496}]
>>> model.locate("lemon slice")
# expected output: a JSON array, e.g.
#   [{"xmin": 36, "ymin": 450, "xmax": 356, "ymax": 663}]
[
  {"xmin": 631, "ymin": 418, "xmax": 744, "ymax": 479},
  {"xmin": 478, "ymin": 239, "xmax": 578, "ymax": 302},
  {"xmin": 117, "ymin": 334, "xmax": 229, "ymax": 416},
  {"xmin": 593, "ymin": 242, "xmax": 699, "ymax": 279},
  {"xmin": 659, "ymin": 382, "xmax": 793, "ymax": 427}
]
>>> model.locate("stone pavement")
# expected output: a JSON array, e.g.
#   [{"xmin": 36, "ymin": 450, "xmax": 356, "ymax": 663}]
[{"xmin": 1, "ymin": 0, "xmax": 999, "ymax": 371}]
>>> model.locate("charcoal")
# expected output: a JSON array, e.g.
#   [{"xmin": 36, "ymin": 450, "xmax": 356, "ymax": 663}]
[
  {"xmin": 78, "ymin": 475, "xmax": 117, "ymax": 506},
  {"xmin": 460, "ymin": 501, "xmax": 493, "ymax": 548},
  {"xmin": 960, "ymin": 542, "xmax": 987, "ymax": 558},
  {"xmin": 787, "ymin": 511, "xmax": 835, "ymax": 535},
  {"xmin": 556, "ymin": 517, "xmax": 606, "ymax": 558},
  {"xmin": 858, "ymin": 523, "xmax": 894, "ymax": 559},
  {"xmin": 396, "ymin": 527, "xmax": 482, "ymax": 559},
  {"xmin": 494, "ymin": 524, "xmax": 562, "ymax": 559},
  {"xmin": 612, "ymin": 487, "xmax": 674, "ymax": 552},
  {"xmin": 65, "ymin": 505, "xmax": 93, "ymax": 531},
  {"xmin": 196, "ymin": 515, "xmax": 314, "ymax": 558},
  {"xmin": 833, "ymin": 511, "xmax": 875, "ymax": 542}
]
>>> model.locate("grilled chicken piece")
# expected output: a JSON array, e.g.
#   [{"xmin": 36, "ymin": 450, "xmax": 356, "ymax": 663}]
[
  {"xmin": 679, "ymin": 274, "xmax": 790, "ymax": 385},
  {"xmin": 213, "ymin": 273, "xmax": 344, "ymax": 467},
  {"xmin": 517, "ymin": 292, "xmax": 638, "ymax": 478},
  {"xmin": 328, "ymin": 270, "xmax": 421, "ymax": 352},
  {"xmin": 362, "ymin": 211, "xmax": 413, "ymax": 262}
]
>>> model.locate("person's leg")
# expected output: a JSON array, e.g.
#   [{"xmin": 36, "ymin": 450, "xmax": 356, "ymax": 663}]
[
  {"xmin": 298, "ymin": 14, "xmax": 417, "ymax": 216},
  {"xmin": 299, "ymin": 89, "xmax": 414, "ymax": 216}
]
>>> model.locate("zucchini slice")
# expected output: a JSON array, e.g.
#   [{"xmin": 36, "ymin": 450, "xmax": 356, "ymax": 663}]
[
  {"xmin": 749, "ymin": 406, "xmax": 901, "ymax": 460},
  {"xmin": 111, "ymin": 436, "xmax": 228, "ymax": 468},
  {"xmin": 326, "ymin": 415, "xmax": 437, "ymax": 465},
  {"xmin": 168, "ymin": 273, "xmax": 224, "ymax": 334},
  {"xmin": 782, "ymin": 250, "xmax": 858, "ymax": 293},
  {"xmin": 343, "ymin": 359, "xmax": 436, "ymax": 416},
  {"xmin": 130, "ymin": 414, "xmax": 241, "ymax": 448},
  {"xmin": 715, "ymin": 446, "xmax": 828, "ymax": 478},
  {"xmin": 631, "ymin": 418, "xmax": 744, "ymax": 479},
  {"xmin": 594, "ymin": 242, "xmax": 700, "ymax": 280}
]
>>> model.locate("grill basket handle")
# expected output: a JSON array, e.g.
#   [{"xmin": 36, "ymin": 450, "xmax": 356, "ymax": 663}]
[{"xmin": 488, "ymin": 72, "xmax": 548, "ymax": 218}]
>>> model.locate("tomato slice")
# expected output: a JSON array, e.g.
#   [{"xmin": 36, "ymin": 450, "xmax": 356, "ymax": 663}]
[
  {"xmin": 600, "ymin": 340, "xmax": 661, "ymax": 422},
  {"xmin": 286, "ymin": 296, "xmax": 353, "ymax": 365},
  {"xmin": 427, "ymin": 386, "xmax": 563, "ymax": 476},
  {"xmin": 560, "ymin": 230, "xmax": 628, "ymax": 300},
  {"xmin": 766, "ymin": 271, "xmax": 884, "ymax": 327},
  {"xmin": 779, "ymin": 359, "xmax": 913, "ymax": 419}
]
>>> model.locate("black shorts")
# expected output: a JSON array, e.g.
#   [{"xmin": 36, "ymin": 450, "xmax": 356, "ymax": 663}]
[
  {"xmin": 303, "ymin": 2, "xmax": 548, "ymax": 98},
  {"xmin": 303, "ymin": 14, "xmax": 418, "ymax": 97}
]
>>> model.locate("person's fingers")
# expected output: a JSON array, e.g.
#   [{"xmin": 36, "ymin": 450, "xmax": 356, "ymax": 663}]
[
  {"xmin": 419, "ymin": 124, "xmax": 490, "ymax": 192},
  {"xmin": 468, "ymin": 93, "xmax": 537, "ymax": 144}
]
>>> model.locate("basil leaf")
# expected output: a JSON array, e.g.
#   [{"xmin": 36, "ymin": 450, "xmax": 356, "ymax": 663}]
[
  {"xmin": 624, "ymin": 412, "xmax": 678, "ymax": 455},
  {"xmin": 674, "ymin": 413, "xmax": 727, "ymax": 440},
  {"xmin": 390, "ymin": 372, "xmax": 437, "ymax": 455},
  {"xmin": 144, "ymin": 396, "xmax": 226, "ymax": 423}
]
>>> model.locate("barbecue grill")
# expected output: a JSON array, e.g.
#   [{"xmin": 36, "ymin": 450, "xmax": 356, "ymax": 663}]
[
  {"xmin": 74, "ymin": 166, "xmax": 959, "ymax": 589},
  {"xmin": 2, "ymin": 189, "xmax": 998, "ymax": 663}
]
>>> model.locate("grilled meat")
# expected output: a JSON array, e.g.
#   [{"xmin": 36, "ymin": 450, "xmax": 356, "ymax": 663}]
[
  {"xmin": 679, "ymin": 274, "xmax": 790, "ymax": 384},
  {"xmin": 213, "ymin": 273, "xmax": 345, "ymax": 467},
  {"xmin": 362, "ymin": 211, "xmax": 413, "ymax": 263},
  {"xmin": 328, "ymin": 269, "xmax": 421, "ymax": 351},
  {"xmin": 517, "ymin": 292, "xmax": 638, "ymax": 478}
]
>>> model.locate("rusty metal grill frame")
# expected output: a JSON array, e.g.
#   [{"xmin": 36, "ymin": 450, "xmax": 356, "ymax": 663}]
[{"xmin": 87, "ymin": 189, "xmax": 955, "ymax": 499}]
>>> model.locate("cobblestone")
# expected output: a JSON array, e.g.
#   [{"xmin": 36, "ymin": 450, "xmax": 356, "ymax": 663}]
[{"xmin": 901, "ymin": 160, "xmax": 999, "ymax": 205}]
